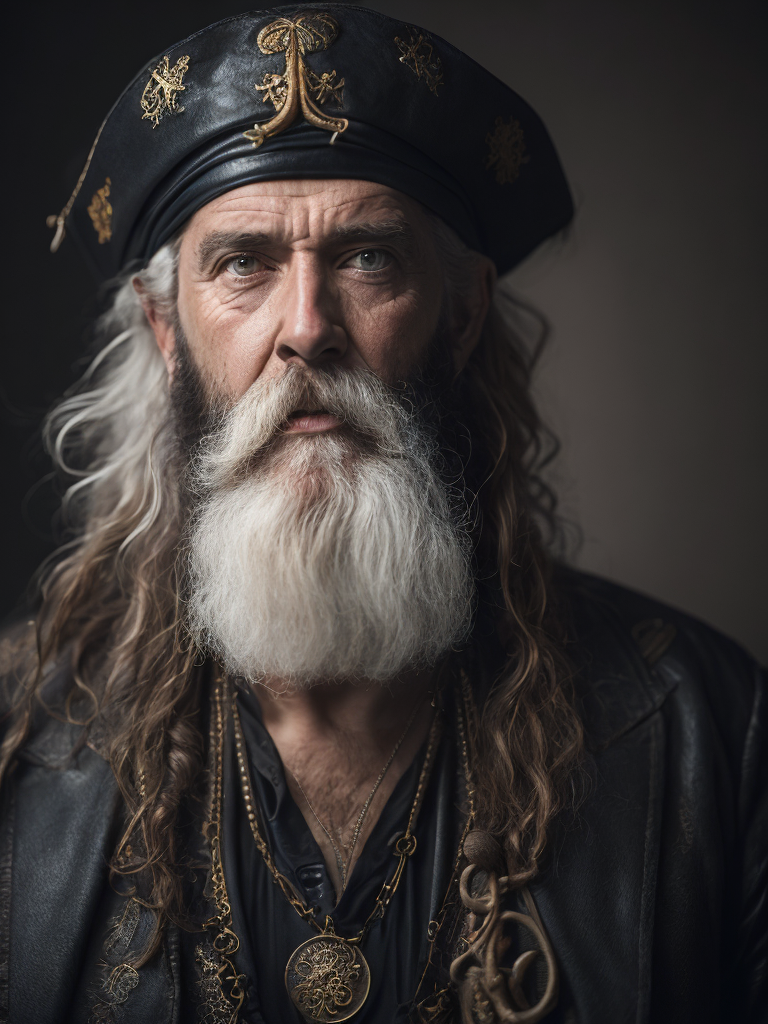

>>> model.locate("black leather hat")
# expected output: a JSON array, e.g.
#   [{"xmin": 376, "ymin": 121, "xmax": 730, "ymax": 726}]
[{"xmin": 48, "ymin": 3, "xmax": 574, "ymax": 279}]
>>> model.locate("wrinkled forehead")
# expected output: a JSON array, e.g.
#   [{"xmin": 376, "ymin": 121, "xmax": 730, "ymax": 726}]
[{"xmin": 182, "ymin": 179, "xmax": 434, "ymax": 253}]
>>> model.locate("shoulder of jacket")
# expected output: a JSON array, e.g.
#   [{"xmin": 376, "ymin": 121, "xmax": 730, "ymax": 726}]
[
  {"xmin": 0, "ymin": 615, "xmax": 112, "ymax": 771},
  {"xmin": 552, "ymin": 565, "xmax": 764, "ymax": 751}
]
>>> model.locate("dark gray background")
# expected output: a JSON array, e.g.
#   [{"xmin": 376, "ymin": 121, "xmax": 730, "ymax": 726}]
[{"xmin": 4, "ymin": 0, "xmax": 766, "ymax": 659}]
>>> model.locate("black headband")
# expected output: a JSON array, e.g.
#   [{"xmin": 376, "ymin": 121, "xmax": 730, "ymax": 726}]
[{"xmin": 49, "ymin": 4, "xmax": 574, "ymax": 279}]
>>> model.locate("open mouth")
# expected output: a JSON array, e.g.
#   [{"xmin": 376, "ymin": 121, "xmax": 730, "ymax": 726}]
[{"xmin": 284, "ymin": 409, "xmax": 343, "ymax": 434}]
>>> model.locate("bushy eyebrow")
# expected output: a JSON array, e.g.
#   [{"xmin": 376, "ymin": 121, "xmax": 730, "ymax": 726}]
[
  {"xmin": 196, "ymin": 231, "xmax": 270, "ymax": 273},
  {"xmin": 196, "ymin": 218, "xmax": 418, "ymax": 273},
  {"xmin": 330, "ymin": 219, "xmax": 418, "ymax": 260}
]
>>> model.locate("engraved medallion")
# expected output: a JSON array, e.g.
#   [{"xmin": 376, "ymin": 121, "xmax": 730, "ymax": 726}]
[{"xmin": 285, "ymin": 935, "xmax": 370, "ymax": 1022}]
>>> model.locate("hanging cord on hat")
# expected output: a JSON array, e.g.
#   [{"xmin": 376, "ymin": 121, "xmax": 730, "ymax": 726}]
[{"xmin": 46, "ymin": 118, "xmax": 108, "ymax": 252}]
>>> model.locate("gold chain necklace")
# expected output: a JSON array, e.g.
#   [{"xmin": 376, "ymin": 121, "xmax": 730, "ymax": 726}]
[
  {"xmin": 203, "ymin": 673, "xmax": 476, "ymax": 1024},
  {"xmin": 201, "ymin": 677, "xmax": 248, "ymax": 1022},
  {"xmin": 234, "ymin": 687, "xmax": 440, "ymax": 1022},
  {"xmin": 287, "ymin": 694, "xmax": 425, "ymax": 895}
]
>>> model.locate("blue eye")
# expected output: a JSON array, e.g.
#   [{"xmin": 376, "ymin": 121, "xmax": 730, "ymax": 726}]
[
  {"xmin": 227, "ymin": 255, "xmax": 263, "ymax": 277},
  {"xmin": 348, "ymin": 249, "xmax": 392, "ymax": 272}
]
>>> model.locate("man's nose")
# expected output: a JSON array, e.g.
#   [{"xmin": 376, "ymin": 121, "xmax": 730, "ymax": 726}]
[{"xmin": 274, "ymin": 257, "xmax": 348, "ymax": 366}]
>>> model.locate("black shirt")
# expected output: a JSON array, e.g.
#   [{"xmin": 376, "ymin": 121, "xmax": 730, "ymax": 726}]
[{"xmin": 220, "ymin": 685, "xmax": 469, "ymax": 1023}]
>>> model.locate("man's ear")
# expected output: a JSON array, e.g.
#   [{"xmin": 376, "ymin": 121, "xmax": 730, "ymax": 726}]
[
  {"xmin": 452, "ymin": 256, "xmax": 496, "ymax": 375},
  {"xmin": 132, "ymin": 276, "xmax": 176, "ymax": 376}
]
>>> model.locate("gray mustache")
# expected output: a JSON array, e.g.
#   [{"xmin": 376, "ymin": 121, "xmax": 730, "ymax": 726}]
[{"xmin": 194, "ymin": 366, "xmax": 416, "ymax": 490}]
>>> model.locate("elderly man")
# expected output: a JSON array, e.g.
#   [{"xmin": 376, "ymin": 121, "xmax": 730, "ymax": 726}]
[{"xmin": 0, "ymin": 7, "xmax": 764, "ymax": 1024}]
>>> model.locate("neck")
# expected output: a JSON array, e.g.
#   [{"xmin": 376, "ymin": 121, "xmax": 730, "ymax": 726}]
[
  {"xmin": 250, "ymin": 666, "xmax": 439, "ymax": 896},
  {"xmin": 253, "ymin": 665, "xmax": 433, "ymax": 736}
]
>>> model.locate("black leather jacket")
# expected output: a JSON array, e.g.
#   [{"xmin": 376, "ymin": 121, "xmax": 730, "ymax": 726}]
[{"xmin": 1, "ymin": 571, "xmax": 765, "ymax": 1023}]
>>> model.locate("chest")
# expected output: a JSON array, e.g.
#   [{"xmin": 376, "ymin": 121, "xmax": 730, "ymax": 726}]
[{"xmin": 221, "ymin": 714, "xmax": 467, "ymax": 1022}]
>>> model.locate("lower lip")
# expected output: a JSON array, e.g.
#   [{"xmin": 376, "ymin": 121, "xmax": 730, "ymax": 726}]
[{"xmin": 284, "ymin": 413, "xmax": 343, "ymax": 434}]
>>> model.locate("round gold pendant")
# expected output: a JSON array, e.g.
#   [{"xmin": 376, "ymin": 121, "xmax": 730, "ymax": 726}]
[{"xmin": 285, "ymin": 934, "xmax": 371, "ymax": 1022}]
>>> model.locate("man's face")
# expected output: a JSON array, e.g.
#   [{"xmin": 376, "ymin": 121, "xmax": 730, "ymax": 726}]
[
  {"xmin": 142, "ymin": 178, "xmax": 490, "ymax": 685},
  {"xmin": 162, "ymin": 179, "xmax": 446, "ymax": 407},
  {"xmin": 158, "ymin": 179, "xmax": 483, "ymax": 686}
]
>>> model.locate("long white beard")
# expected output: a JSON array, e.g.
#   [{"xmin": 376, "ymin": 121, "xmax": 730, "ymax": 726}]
[{"xmin": 185, "ymin": 366, "xmax": 474, "ymax": 686}]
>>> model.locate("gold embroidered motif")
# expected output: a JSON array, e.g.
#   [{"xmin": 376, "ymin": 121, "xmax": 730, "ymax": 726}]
[
  {"xmin": 90, "ymin": 962, "xmax": 140, "ymax": 1024},
  {"xmin": 305, "ymin": 68, "xmax": 345, "ymax": 105},
  {"xmin": 394, "ymin": 29, "xmax": 443, "ymax": 95},
  {"xmin": 105, "ymin": 964, "xmax": 140, "ymax": 1002},
  {"xmin": 89, "ymin": 900, "xmax": 144, "ymax": 1023},
  {"xmin": 102, "ymin": 899, "xmax": 140, "ymax": 958},
  {"xmin": 255, "ymin": 71, "xmax": 289, "ymax": 111},
  {"xmin": 140, "ymin": 54, "xmax": 190, "ymax": 128},
  {"xmin": 631, "ymin": 618, "xmax": 677, "ymax": 665},
  {"xmin": 87, "ymin": 178, "xmax": 112, "ymax": 243},
  {"xmin": 195, "ymin": 941, "xmax": 244, "ymax": 1024},
  {"xmin": 244, "ymin": 13, "xmax": 348, "ymax": 148},
  {"xmin": 485, "ymin": 116, "xmax": 528, "ymax": 185}
]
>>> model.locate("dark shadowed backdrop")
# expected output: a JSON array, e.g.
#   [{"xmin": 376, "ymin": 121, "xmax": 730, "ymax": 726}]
[{"xmin": 3, "ymin": 0, "xmax": 766, "ymax": 659}]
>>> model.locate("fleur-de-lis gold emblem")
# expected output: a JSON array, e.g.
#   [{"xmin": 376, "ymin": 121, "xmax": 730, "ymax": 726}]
[
  {"xmin": 87, "ymin": 177, "xmax": 112, "ymax": 243},
  {"xmin": 140, "ymin": 54, "xmax": 191, "ymax": 128},
  {"xmin": 485, "ymin": 116, "xmax": 529, "ymax": 185},
  {"xmin": 244, "ymin": 13, "xmax": 348, "ymax": 148},
  {"xmin": 394, "ymin": 29, "xmax": 443, "ymax": 95}
]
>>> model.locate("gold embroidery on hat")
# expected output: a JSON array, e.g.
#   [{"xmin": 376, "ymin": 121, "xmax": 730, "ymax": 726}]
[
  {"xmin": 87, "ymin": 177, "xmax": 112, "ymax": 244},
  {"xmin": 140, "ymin": 54, "xmax": 191, "ymax": 128},
  {"xmin": 244, "ymin": 13, "xmax": 348, "ymax": 148},
  {"xmin": 485, "ymin": 116, "xmax": 529, "ymax": 185},
  {"xmin": 394, "ymin": 29, "xmax": 443, "ymax": 95}
]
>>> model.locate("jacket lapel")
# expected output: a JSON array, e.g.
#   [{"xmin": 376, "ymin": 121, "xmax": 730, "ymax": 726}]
[
  {"xmin": 530, "ymin": 597, "xmax": 677, "ymax": 1024},
  {"xmin": 10, "ymin": 723, "xmax": 121, "ymax": 1024},
  {"xmin": 9, "ymin": 719, "xmax": 180, "ymax": 1024}
]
